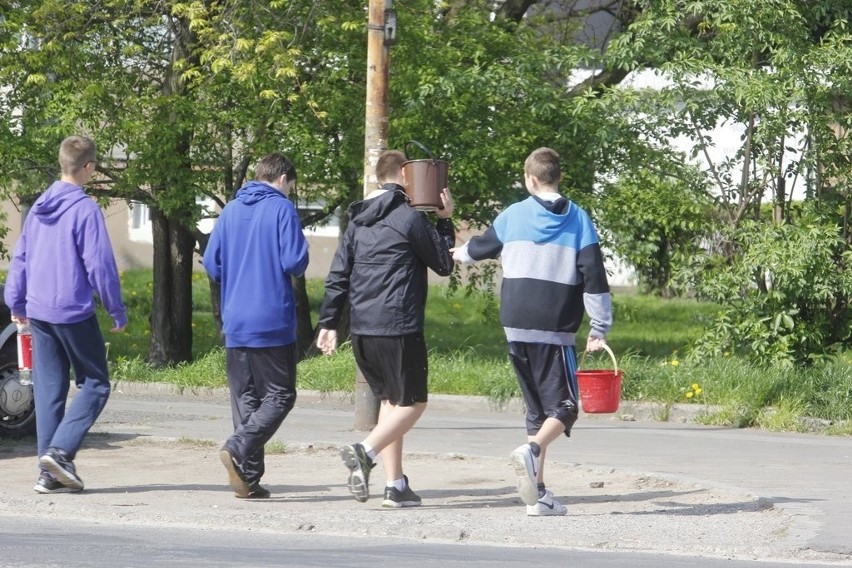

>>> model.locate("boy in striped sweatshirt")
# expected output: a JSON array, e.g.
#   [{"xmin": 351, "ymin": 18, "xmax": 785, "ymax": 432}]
[{"xmin": 452, "ymin": 147, "xmax": 612, "ymax": 516}]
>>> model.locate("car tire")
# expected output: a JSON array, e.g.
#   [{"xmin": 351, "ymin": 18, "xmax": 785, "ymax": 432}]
[{"xmin": 0, "ymin": 339, "xmax": 36, "ymax": 438}]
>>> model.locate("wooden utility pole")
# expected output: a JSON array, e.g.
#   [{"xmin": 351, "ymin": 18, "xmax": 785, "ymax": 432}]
[{"xmin": 355, "ymin": 0, "xmax": 394, "ymax": 430}]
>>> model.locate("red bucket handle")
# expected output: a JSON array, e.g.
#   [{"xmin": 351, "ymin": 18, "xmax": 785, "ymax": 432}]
[{"xmin": 579, "ymin": 342, "xmax": 618, "ymax": 374}]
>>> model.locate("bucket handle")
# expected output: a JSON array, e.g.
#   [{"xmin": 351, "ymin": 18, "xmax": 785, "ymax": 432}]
[
  {"xmin": 579, "ymin": 342, "xmax": 618, "ymax": 373},
  {"xmin": 405, "ymin": 140, "xmax": 439, "ymax": 164}
]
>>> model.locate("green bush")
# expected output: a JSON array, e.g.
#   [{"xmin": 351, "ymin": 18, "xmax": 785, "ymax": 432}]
[{"xmin": 676, "ymin": 211, "xmax": 852, "ymax": 367}]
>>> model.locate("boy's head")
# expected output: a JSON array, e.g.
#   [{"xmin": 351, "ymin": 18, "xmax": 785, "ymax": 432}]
[
  {"xmin": 59, "ymin": 136, "xmax": 97, "ymax": 180},
  {"xmin": 376, "ymin": 150, "xmax": 406, "ymax": 185},
  {"xmin": 524, "ymin": 147, "xmax": 561, "ymax": 192},
  {"xmin": 256, "ymin": 153, "xmax": 297, "ymax": 195}
]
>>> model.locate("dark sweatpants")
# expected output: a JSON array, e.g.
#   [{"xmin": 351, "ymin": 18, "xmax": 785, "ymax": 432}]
[{"xmin": 223, "ymin": 344, "xmax": 297, "ymax": 485}]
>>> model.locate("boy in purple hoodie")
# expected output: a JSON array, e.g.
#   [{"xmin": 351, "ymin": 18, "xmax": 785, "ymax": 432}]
[{"xmin": 4, "ymin": 135, "xmax": 128, "ymax": 494}]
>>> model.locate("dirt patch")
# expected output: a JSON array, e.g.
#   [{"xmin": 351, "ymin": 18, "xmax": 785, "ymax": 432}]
[{"xmin": 0, "ymin": 434, "xmax": 806, "ymax": 561}]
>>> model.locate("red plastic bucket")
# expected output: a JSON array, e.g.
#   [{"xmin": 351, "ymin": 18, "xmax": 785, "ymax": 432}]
[{"xmin": 577, "ymin": 344, "xmax": 623, "ymax": 414}]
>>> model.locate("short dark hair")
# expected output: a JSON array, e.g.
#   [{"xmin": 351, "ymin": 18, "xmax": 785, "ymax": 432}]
[
  {"xmin": 255, "ymin": 153, "xmax": 296, "ymax": 183},
  {"xmin": 524, "ymin": 147, "xmax": 561, "ymax": 186},
  {"xmin": 376, "ymin": 150, "xmax": 406, "ymax": 183},
  {"xmin": 59, "ymin": 136, "xmax": 96, "ymax": 175}
]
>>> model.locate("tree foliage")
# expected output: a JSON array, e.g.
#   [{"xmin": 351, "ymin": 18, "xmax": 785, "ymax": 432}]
[
  {"xmin": 1, "ymin": 0, "xmax": 639, "ymax": 364},
  {"xmin": 607, "ymin": 0, "xmax": 852, "ymax": 364}
]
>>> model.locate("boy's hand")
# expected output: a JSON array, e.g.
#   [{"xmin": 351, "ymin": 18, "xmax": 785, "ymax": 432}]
[
  {"xmin": 586, "ymin": 336, "xmax": 606, "ymax": 352},
  {"xmin": 436, "ymin": 187, "xmax": 454, "ymax": 219},
  {"xmin": 317, "ymin": 328, "xmax": 338, "ymax": 355},
  {"xmin": 450, "ymin": 242, "xmax": 471, "ymax": 264}
]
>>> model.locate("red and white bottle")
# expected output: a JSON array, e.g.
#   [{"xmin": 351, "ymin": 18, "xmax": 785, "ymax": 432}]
[{"xmin": 16, "ymin": 321, "xmax": 33, "ymax": 386}]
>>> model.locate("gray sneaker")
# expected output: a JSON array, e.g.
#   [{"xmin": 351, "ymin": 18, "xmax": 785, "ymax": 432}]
[
  {"xmin": 510, "ymin": 443, "xmax": 539, "ymax": 506},
  {"xmin": 34, "ymin": 472, "xmax": 81, "ymax": 494},
  {"xmin": 382, "ymin": 476, "xmax": 422, "ymax": 508},
  {"xmin": 39, "ymin": 448, "xmax": 84, "ymax": 491},
  {"xmin": 340, "ymin": 443, "xmax": 373, "ymax": 503}
]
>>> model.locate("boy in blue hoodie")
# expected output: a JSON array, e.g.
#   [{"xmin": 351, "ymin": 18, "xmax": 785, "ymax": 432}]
[
  {"xmin": 4, "ymin": 135, "xmax": 128, "ymax": 494},
  {"xmin": 203, "ymin": 153, "xmax": 309, "ymax": 499},
  {"xmin": 452, "ymin": 147, "xmax": 612, "ymax": 516}
]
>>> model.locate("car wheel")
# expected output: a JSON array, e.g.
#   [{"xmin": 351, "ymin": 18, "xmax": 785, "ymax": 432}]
[{"xmin": 0, "ymin": 340, "xmax": 36, "ymax": 438}]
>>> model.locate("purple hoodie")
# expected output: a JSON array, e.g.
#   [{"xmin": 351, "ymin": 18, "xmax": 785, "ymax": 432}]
[{"xmin": 4, "ymin": 180, "xmax": 127, "ymax": 328}]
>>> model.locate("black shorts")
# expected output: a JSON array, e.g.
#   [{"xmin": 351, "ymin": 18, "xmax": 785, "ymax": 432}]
[
  {"xmin": 351, "ymin": 333, "xmax": 428, "ymax": 406},
  {"xmin": 508, "ymin": 341, "xmax": 579, "ymax": 436}
]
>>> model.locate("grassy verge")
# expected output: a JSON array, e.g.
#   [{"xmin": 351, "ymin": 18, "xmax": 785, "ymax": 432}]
[{"xmin": 96, "ymin": 270, "xmax": 851, "ymax": 434}]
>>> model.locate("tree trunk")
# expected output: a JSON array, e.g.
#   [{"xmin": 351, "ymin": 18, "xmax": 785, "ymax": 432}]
[
  {"xmin": 148, "ymin": 207, "xmax": 194, "ymax": 367},
  {"xmin": 293, "ymin": 275, "xmax": 316, "ymax": 361}
]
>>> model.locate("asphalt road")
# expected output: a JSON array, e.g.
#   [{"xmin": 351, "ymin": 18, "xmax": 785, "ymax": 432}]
[{"xmin": 0, "ymin": 515, "xmax": 846, "ymax": 568}]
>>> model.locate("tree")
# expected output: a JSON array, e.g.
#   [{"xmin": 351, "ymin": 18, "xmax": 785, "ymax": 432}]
[
  {"xmin": 605, "ymin": 0, "xmax": 852, "ymax": 363},
  {"xmin": 597, "ymin": 168, "xmax": 713, "ymax": 295},
  {"xmin": 0, "ymin": 1, "xmax": 370, "ymax": 365}
]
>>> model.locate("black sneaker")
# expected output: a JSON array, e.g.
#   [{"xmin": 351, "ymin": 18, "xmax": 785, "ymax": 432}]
[
  {"xmin": 382, "ymin": 475, "xmax": 422, "ymax": 508},
  {"xmin": 39, "ymin": 448, "xmax": 84, "ymax": 491},
  {"xmin": 237, "ymin": 483, "xmax": 271, "ymax": 499},
  {"xmin": 219, "ymin": 448, "xmax": 251, "ymax": 498},
  {"xmin": 340, "ymin": 443, "xmax": 373, "ymax": 502},
  {"xmin": 33, "ymin": 472, "xmax": 81, "ymax": 494}
]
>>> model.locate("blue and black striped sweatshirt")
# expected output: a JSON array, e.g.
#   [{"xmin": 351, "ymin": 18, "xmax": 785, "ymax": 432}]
[{"xmin": 463, "ymin": 194, "xmax": 612, "ymax": 346}]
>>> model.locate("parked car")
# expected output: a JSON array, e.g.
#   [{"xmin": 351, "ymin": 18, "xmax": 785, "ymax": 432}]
[{"xmin": 0, "ymin": 284, "xmax": 36, "ymax": 438}]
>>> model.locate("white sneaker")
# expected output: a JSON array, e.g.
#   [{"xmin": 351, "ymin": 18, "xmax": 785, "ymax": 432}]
[
  {"xmin": 510, "ymin": 443, "xmax": 540, "ymax": 506},
  {"xmin": 527, "ymin": 490, "xmax": 567, "ymax": 516}
]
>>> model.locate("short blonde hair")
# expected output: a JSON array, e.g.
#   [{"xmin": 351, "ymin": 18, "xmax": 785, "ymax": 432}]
[
  {"xmin": 58, "ymin": 136, "xmax": 96, "ymax": 175},
  {"xmin": 524, "ymin": 147, "xmax": 561, "ymax": 186}
]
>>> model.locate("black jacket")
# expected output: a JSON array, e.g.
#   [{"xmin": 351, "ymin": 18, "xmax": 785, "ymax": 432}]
[{"xmin": 319, "ymin": 185, "xmax": 455, "ymax": 336}]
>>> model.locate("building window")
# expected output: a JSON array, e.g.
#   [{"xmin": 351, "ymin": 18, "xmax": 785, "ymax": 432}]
[{"xmin": 128, "ymin": 201, "xmax": 153, "ymax": 244}]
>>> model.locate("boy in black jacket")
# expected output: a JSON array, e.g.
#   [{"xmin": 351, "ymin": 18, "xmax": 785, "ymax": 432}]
[{"xmin": 317, "ymin": 150, "xmax": 455, "ymax": 508}]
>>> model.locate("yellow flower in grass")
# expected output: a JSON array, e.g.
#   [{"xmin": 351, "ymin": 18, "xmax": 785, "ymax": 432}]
[{"xmin": 683, "ymin": 382, "xmax": 703, "ymax": 401}]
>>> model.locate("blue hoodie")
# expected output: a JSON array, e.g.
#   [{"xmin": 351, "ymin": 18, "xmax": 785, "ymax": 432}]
[
  {"xmin": 4, "ymin": 180, "xmax": 127, "ymax": 328},
  {"xmin": 203, "ymin": 181, "xmax": 309, "ymax": 348}
]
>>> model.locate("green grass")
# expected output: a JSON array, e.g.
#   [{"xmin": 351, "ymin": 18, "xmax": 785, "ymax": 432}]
[
  {"xmin": 48, "ymin": 269, "xmax": 852, "ymax": 434},
  {"xmin": 104, "ymin": 270, "xmax": 221, "ymax": 360}
]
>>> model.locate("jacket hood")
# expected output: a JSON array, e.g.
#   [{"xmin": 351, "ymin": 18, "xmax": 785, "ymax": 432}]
[
  {"xmin": 527, "ymin": 195, "xmax": 577, "ymax": 244},
  {"xmin": 31, "ymin": 181, "xmax": 90, "ymax": 225},
  {"xmin": 236, "ymin": 181, "xmax": 285, "ymax": 206},
  {"xmin": 350, "ymin": 184, "xmax": 409, "ymax": 227}
]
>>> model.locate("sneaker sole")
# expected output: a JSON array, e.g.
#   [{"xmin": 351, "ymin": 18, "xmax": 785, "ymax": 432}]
[
  {"xmin": 219, "ymin": 450, "xmax": 251, "ymax": 499},
  {"xmin": 236, "ymin": 489, "xmax": 271, "ymax": 499},
  {"xmin": 33, "ymin": 484, "xmax": 80, "ymax": 495},
  {"xmin": 510, "ymin": 449, "xmax": 539, "ymax": 506},
  {"xmin": 340, "ymin": 446, "xmax": 369, "ymax": 503},
  {"xmin": 526, "ymin": 506, "xmax": 568, "ymax": 516},
  {"xmin": 382, "ymin": 499, "xmax": 422, "ymax": 508},
  {"xmin": 236, "ymin": 493, "xmax": 270, "ymax": 499},
  {"xmin": 39, "ymin": 455, "xmax": 84, "ymax": 491}
]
